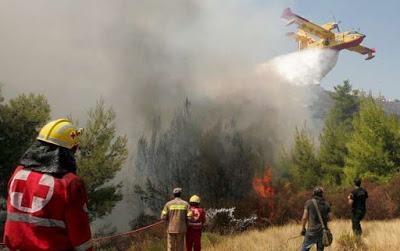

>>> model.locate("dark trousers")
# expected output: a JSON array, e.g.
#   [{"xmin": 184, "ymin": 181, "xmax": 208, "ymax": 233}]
[
  {"xmin": 186, "ymin": 229, "xmax": 201, "ymax": 251},
  {"xmin": 351, "ymin": 209, "xmax": 366, "ymax": 236},
  {"xmin": 301, "ymin": 232, "xmax": 324, "ymax": 251}
]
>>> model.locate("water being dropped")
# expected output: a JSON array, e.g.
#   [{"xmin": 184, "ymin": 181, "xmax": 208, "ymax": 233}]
[{"xmin": 256, "ymin": 49, "xmax": 339, "ymax": 86}]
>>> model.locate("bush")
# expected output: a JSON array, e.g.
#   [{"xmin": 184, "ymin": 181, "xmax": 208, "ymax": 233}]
[
  {"xmin": 336, "ymin": 231, "xmax": 366, "ymax": 251},
  {"xmin": 206, "ymin": 208, "xmax": 257, "ymax": 234},
  {"xmin": 269, "ymin": 182, "xmax": 310, "ymax": 225},
  {"xmin": 264, "ymin": 177, "xmax": 400, "ymax": 225},
  {"xmin": 363, "ymin": 181, "xmax": 396, "ymax": 220},
  {"xmin": 325, "ymin": 187, "xmax": 352, "ymax": 219}
]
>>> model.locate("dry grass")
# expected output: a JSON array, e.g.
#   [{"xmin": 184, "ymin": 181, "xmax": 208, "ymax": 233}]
[{"xmin": 203, "ymin": 219, "xmax": 400, "ymax": 251}]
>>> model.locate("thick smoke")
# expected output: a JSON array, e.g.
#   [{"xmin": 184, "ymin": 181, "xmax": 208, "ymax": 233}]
[{"xmin": 0, "ymin": 1, "xmax": 340, "ymax": 230}]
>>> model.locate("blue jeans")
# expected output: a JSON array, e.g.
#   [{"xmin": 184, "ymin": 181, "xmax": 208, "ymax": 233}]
[{"xmin": 301, "ymin": 232, "xmax": 324, "ymax": 251}]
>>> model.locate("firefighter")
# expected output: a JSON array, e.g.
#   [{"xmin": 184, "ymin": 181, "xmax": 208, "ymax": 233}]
[
  {"xmin": 3, "ymin": 119, "xmax": 92, "ymax": 251},
  {"xmin": 161, "ymin": 187, "xmax": 192, "ymax": 251},
  {"xmin": 186, "ymin": 195, "xmax": 206, "ymax": 251}
]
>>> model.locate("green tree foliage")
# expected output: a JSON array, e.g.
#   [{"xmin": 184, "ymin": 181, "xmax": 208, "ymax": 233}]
[
  {"xmin": 77, "ymin": 99, "xmax": 128, "ymax": 220},
  {"xmin": 344, "ymin": 97, "xmax": 400, "ymax": 183},
  {"xmin": 285, "ymin": 126, "xmax": 322, "ymax": 189},
  {"xmin": 319, "ymin": 81, "xmax": 360, "ymax": 185},
  {"xmin": 0, "ymin": 89, "xmax": 50, "ymax": 198}
]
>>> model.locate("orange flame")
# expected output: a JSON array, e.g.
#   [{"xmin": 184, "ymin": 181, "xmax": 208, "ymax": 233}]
[{"xmin": 252, "ymin": 168, "xmax": 274, "ymax": 199}]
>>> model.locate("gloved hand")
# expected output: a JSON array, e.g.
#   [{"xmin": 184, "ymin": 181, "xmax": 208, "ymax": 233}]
[{"xmin": 301, "ymin": 228, "xmax": 306, "ymax": 236}]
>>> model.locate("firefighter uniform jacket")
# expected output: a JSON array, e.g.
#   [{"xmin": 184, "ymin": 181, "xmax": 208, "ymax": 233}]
[
  {"xmin": 161, "ymin": 197, "xmax": 192, "ymax": 233},
  {"xmin": 4, "ymin": 166, "xmax": 93, "ymax": 251}
]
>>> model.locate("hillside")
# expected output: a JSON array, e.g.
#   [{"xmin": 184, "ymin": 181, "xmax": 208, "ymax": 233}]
[{"xmin": 203, "ymin": 219, "xmax": 400, "ymax": 251}]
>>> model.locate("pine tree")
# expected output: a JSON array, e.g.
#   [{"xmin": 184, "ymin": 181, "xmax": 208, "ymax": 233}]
[
  {"xmin": 319, "ymin": 81, "xmax": 359, "ymax": 185},
  {"xmin": 77, "ymin": 99, "xmax": 128, "ymax": 220},
  {"xmin": 344, "ymin": 97, "xmax": 400, "ymax": 183},
  {"xmin": 286, "ymin": 125, "xmax": 322, "ymax": 189},
  {"xmin": 0, "ymin": 90, "xmax": 50, "ymax": 198}
]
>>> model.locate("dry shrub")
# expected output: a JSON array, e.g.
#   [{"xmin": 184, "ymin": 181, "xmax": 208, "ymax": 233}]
[
  {"xmin": 325, "ymin": 187, "xmax": 352, "ymax": 219},
  {"xmin": 325, "ymin": 181, "xmax": 397, "ymax": 220},
  {"xmin": 336, "ymin": 231, "xmax": 366, "ymax": 251},
  {"xmin": 269, "ymin": 182, "xmax": 310, "ymax": 224},
  {"xmin": 363, "ymin": 181, "xmax": 397, "ymax": 220},
  {"xmin": 268, "ymin": 176, "xmax": 400, "ymax": 224}
]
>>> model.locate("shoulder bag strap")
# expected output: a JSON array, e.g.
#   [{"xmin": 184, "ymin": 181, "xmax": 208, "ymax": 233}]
[{"xmin": 312, "ymin": 199, "xmax": 327, "ymax": 230}]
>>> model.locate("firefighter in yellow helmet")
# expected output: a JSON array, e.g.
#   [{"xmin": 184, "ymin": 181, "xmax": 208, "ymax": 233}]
[
  {"xmin": 186, "ymin": 195, "xmax": 206, "ymax": 251},
  {"xmin": 4, "ymin": 119, "xmax": 93, "ymax": 251},
  {"xmin": 161, "ymin": 188, "xmax": 192, "ymax": 251}
]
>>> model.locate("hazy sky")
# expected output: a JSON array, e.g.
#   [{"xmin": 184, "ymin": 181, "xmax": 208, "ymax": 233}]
[
  {"xmin": 0, "ymin": 0, "xmax": 397, "ymax": 121},
  {"xmin": 290, "ymin": 0, "xmax": 399, "ymax": 98}
]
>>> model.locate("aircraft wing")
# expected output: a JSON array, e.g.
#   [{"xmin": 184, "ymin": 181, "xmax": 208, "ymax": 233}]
[
  {"xmin": 347, "ymin": 45, "xmax": 376, "ymax": 60},
  {"xmin": 281, "ymin": 8, "xmax": 335, "ymax": 39}
]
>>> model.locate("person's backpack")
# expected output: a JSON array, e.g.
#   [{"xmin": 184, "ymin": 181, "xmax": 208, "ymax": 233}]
[{"xmin": 312, "ymin": 199, "xmax": 333, "ymax": 247}]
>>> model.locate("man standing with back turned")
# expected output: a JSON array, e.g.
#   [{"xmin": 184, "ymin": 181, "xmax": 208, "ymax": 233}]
[
  {"xmin": 348, "ymin": 177, "xmax": 368, "ymax": 236},
  {"xmin": 300, "ymin": 187, "xmax": 332, "ymax": 251},
  {"xmin": 161, "ymin": 187, "xmax": 192, "ymax": 251}
]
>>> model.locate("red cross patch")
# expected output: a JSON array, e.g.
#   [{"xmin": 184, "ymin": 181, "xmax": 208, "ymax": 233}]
[
  {"xmin": 9, "ymin": 169, "xmax": 54, "ymax": 213},
  {"xmin": 192, "ymin": 208, "xmax": 200, "ymax": 221}
]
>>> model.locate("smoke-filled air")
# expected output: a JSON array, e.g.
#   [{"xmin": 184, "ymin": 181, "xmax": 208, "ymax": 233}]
[
  {"xmin": 7, "ymin": 1, "xmax": 400, "ymax": 251},
  {"xmin": 0, "ymin": 0, "xmax": 352, "ymax": 239}
]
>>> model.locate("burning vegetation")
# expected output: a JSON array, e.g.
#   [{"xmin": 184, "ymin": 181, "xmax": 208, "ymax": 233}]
[{"xmin": 252, "ymin": 168, "xmax": 275, "ymax": 200}]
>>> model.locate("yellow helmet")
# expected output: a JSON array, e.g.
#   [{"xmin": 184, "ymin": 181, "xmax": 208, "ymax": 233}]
[
  {"xmin": 189, "ymin": 195, "xmax": 201, "ymax": 204},
  {"xmin": 37, "ymin": 118, "xmax": 82, "ymax": 149}
]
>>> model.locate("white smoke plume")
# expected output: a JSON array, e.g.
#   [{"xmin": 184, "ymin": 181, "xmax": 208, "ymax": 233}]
[{"xmin": 257, "ymin": 49, "xmax": 339, "ymax": 86}]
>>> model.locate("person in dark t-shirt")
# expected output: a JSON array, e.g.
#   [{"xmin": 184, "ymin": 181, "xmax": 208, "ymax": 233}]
[
  {"xmin": 301, "ymin": 187, "xmax": 332, "ymax": 251},
  {"xmin": 348, "ymin": 177, "xmax": 368, "ymax": 236}
]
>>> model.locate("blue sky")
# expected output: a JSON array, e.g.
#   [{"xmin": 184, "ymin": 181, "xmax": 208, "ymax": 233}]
[{"xmin": 288, "ymin": 0, "xmax": 400, "ymax": 98}]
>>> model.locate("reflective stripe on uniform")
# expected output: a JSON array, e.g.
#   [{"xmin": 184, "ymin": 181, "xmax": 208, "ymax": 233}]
[
  {"xmin": 74, "ymin": 239, "xmax": 92, "ymax": 251},
  {"xmin": 188, "ymin": 222, "xmax": 202, "ymax": 226},
  {"xmin": 6, "ymin": 212, "xmax": 66, "ymax": 228},
  {"xmin": 169, "ymin": 205, "xmax": 187, "ymax": 210}
]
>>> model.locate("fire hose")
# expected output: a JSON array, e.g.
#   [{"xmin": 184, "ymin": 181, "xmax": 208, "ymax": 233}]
[
  {"xmin": 286, "ymin": 234, "xmax": 303, "ymax": 247},
  {"xmin": 93, "ymin": 220, "xmax": 164, "ymax": 243},
  {"xmin": 0, "ymin": 220, "xmax": 165, "ymax": 248},
  {"xmin": 287, "ymin": 234, "xmax": 302, "ymax": 241}
]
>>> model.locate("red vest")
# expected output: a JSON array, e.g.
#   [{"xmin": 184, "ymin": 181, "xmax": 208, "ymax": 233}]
[
  {"xmin": 187, "ymin": 206, "xmax": 206, "ymax": 231},
  {"xmin": 4, "ymin": 166, "xmax": 92, "ymax": 251}
]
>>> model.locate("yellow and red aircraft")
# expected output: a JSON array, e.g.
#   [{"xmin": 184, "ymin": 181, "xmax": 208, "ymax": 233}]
[{"xmin": 281, "ymin": 8, "xmax": 375, "ymax": 60}]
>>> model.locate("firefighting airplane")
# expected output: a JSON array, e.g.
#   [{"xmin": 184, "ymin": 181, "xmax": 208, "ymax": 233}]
[{"xmin": 281, "ymin": 8, "xmax": 376, "ymax": 60}]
